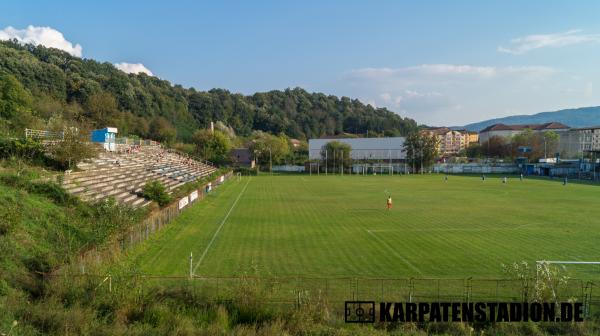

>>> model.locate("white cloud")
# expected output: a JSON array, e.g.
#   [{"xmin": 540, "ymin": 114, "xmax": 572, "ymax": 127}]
[
  {"xmin": 114, "ymin": 62, "xmax": 154, "ymax": 76},
  {"xmin": 0, "ymin": 25, "xmax": 82, "ymax": 57},
  {"xmin": 350, "ymin": 64, "xmax": 497, "ymax": 80},
  {"xmin": 379, "ymin": 92, "xmax": 392, "ymax": 102},
  {"xmin": 498, "ymin": 30, "xmax": 600, "ymax": 55},
  {"xmin": 348, "ymin": 64, "xmax": 554, "ymax": 81},
  {"xmin": 339, "ymin": 64, "xmax": 569, "ymax": 125}
]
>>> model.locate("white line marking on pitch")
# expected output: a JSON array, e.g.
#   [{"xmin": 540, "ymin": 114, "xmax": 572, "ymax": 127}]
[
  {"xmin": 368, "ymin": 225, "xmax": 540, "ymax": 233},
  {"xmin": 193, "ymin": 177, "xmax": 252, "ymax": 273},
  {"xmin": 365, "ymin": 229, "xmax": 423, "ymax": 275}
]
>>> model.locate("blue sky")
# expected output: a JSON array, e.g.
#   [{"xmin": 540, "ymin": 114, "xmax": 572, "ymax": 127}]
[{"xmin": 2, "ymin": 1, "xmax": 600, "ymax": 125}]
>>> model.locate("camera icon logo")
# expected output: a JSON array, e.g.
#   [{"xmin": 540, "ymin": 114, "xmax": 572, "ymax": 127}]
[{"xmin": 345, "ymin": 301, "xmax": 375, "ymax": 323}]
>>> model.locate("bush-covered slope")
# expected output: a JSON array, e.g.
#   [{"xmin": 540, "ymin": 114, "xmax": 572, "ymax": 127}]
[{"xmin": 0, "ymin": 166, "xmax": 144, "ymax": 333}]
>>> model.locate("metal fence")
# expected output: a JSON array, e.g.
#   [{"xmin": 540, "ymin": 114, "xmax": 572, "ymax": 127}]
[
  {"xmin": 115, "ymin": 137, "xmax": 159, "ymax": 146},
  {"xmin": 75, "ymin": 172, "xmax": 233, "ymax": 271},
  {"xmin": 44, "ymin": 274, "xmax": 600, "ymax": 318},
  {"xmin": 25, "ymin": 128, "xmax": 64, "ymax": 140},
  {"xmin": 434, "ymin": 163, "xmax": 520, "ymax": 174}
]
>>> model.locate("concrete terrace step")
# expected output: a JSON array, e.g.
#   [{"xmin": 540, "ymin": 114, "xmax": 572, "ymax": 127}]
[
  {"xmin": 132, "ymin": 177, "xmax": 180, "ymax": 194},
  {"xmin": 64, "ymin": 147, "xmax": 217, "ymax": 208},
  {"xmin": 64, "ymin": 172, "xmax": 131, "ymax": 189},
  {"xmin": 64, "ymin": 169, "xmax": 154, "ymax": 190},
  {"xmin": 74, "ymin": 172, "xmax": 162, "ymax": 199},
  {"xmin": 73, "ymin": 163, "xmax": 146, "ymax": 174},
  {"xmin": 100, "ymin": 175, "xmax": 165, "ymax": 197},
  {"xmin": 121, "ymin": 193, "xmax": 140, "ymax": 203},
  {"xmin": 67, "ymin": 163, "xmax": 147, "ymax": 179},
  {"xmin": 128, "ymin": 197, "xmax": 147, "ymax": 207}
]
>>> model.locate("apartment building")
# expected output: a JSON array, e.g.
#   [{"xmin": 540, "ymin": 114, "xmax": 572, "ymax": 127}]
[
  {"xmin": 558, "ymin": 126, "xmax": 600, "ymax": 158},
  {"xmin": 421, "ymin": 127, "xmax": 475, "ymax": 157}
]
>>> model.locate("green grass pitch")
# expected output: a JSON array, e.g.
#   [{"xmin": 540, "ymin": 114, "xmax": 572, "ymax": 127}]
[{"xmin": 131, "ymin": 174, "xmax": 600, "ymax": 279}]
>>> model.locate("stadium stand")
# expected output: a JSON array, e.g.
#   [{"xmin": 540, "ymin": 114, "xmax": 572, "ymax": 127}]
[{"xmin": 62, "ymin": 145, "xmax": 216, "ymax": 208}]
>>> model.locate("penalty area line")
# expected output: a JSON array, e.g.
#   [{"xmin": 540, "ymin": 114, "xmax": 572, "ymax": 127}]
[
  {"xmin": 365, "ymin": 229, "xmax": 423, "ymax": 276},
  {"xmin": 193, "ymin": 177, "xmax": 252, "ymax": 274}
]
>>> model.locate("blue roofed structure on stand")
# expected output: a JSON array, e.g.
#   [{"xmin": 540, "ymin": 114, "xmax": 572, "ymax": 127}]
[{"xmin": 90, "ymin": 127, "xmax": 118, "ymax": 151}]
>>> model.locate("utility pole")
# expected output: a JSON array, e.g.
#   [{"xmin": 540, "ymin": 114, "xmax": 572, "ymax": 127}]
[
  {"xmin": 389, "ymin": 149, "xmax": 392, "ymax": 175},
  {"xmin": 412, "ymin": 144, "xmax": 415, "ymax": 174},
  {"xmin": 325, "ymin": 150, "xmax": 328, "ymax": 176},
  {"xmin": 420, "ymin": 144, "xmax": 423, "ymax": 174},
  {"xmin": 254, "ymin": 150, "xmax": 260, "ymax": 174},
  {"xmin": 333, "ymin": 150, "xmax": 336, "ymax": 175}
]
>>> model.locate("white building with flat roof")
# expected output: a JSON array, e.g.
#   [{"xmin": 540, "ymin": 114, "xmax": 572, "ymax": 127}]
[{"xmin": 308, "ymin": 137, "xmax": 406, "ymax": 160}]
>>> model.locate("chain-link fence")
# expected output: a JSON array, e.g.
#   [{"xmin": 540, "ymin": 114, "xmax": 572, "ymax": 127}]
[
  {"xmin": 45, "ymin": 274, "xmax": 599, "ymax": 318},
  {"xmin": 74, "ymin": 172, "xmax": 233, "ymax": 271}
]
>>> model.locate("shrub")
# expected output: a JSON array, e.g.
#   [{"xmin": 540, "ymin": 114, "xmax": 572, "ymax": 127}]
[
  {"xmin": 235, "ymin": 167, "xmax": 257, "ymax": 176},
  {"xmin": 0, "ymin": 197, "xmax": 20, "ymax": 236},
  {"xmin": 142, "ymin": 180, "xmax": 172, "ymax": 207},
  {"xmin": 0, "ymin": 138, "xmax": 44, "ymax": 161}
]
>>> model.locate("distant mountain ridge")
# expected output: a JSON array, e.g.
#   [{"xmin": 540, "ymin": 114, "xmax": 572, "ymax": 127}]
[{"xmin": 462, "ymin": 106, "xmax": 600, "ymax": 132}]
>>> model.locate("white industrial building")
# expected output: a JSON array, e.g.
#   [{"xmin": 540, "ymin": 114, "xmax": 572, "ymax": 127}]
[
  {"xmin": 308, "ymin": 137, "xmax": 406, "ymax": 160},
  {"xmin": 308, "ymin": 137, "xmax": 407, "ymax": 174}
]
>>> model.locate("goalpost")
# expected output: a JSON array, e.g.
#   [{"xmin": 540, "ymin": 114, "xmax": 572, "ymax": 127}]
[
  {"xmin": 537, "ymin": 260, "xmax": 600, "ymax": 277},
  {"xmin": 536, "ymin": 260, "xmax": 599, "ymax": 318},
  {"xmin": 236, "ymin": 172, "xmax": 242, "ymax": 181}
]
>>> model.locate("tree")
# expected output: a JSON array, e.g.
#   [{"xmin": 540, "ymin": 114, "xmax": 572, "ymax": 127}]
[
  {"xmin": 481, "ymin": 135, "xmax": 510, "ymax": 159},
  {"xmin": 249, "ymin": 131, "xmax": 291, "ymax": 167},
  {"xmin": 149, "ymin": 116, "xmax": 177, "ymax": 144},
  {"xmin": 509, "ymin": 130, "xmax": 560, "ymax": 161},
  {"xmin": 191, "ymin": 129, "xmax": 231, "ymax": 164},
  {"xmin": 0, "ymin": 73, "xmax": 35, "ymax": 133},
  {"xmin": 320, "ymin": 141, "xmax": 352, "ymax": 172},
  {"xmin": 465, "ymin": 143, "xmax": 483, "ymax": 158},
  {"xmin": 542, "ymin": 131, "xmax": 560, "ymax": 158},
  {"xmin": 84, "ymin": 92, "xmax": 119, "ymax": 127},
  {"xmin": 285, "ymin": 139, "xmax": 308, "ymax": 165},
  {"xmin": 47, "ymin": 127, "xmax": 98, "ymax": 169},
  {"xmin": 404, "ymin": 132, "xmax": 438, "ymax": 173}
]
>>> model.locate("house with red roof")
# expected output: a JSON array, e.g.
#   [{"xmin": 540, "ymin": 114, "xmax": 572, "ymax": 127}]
[{"xmin": 478, "ymin": 122, "xmax": 570, "ymax": 143}]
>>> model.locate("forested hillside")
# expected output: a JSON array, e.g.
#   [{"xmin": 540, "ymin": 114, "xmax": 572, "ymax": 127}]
[{"xmin": 0, "ymin": 40, "xmax": 417, "ymax": 142}]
